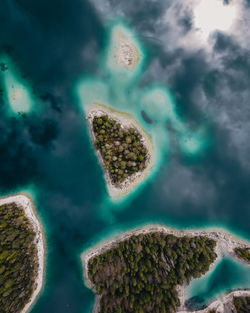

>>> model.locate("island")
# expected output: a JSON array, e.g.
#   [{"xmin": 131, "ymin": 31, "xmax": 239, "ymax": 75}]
[
  {"xmin": 82, "ymin": 225, "xmax": 250, "ymax": 313},
  {"xmin": 87, "ymin": 103, "xmax": 154, "ymax": 198},
  {"xmin": 108, "ymin": 24, "xmax": 142, "ymax": 72},
  {"xmin": 0, "ymin": 194, "xmax": 45, "ymax": 313}
]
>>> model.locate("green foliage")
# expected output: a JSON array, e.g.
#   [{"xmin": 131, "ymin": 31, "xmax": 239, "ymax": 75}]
[
  {"xmin": 233, "ymin": 296, "xmax": 250, "ymax": 313},
  {"xmin": 88, "ymin": 232, "xmax": 217, "ymax": 313},
  {"xmin": 92, "ymin": 115, "xmax": 148, "ymax": 186},
  {"xmin": 234, "ymin": 248, "xmax": 250, "ymax": 263},
  {"xmin": 0, "ymin": 202, "xmax": 38, "ymax": 313}
]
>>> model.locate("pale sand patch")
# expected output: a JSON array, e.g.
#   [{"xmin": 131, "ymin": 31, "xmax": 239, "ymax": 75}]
[
  {"xmin": 86, "ymin": 102, "xmax": 154, "ymax": 199},
  {"xmin": 112, "ymin": 28, "xmax": 141, "ymax": 71},
  {"xmin": 81, "ymin": 224, "xmax": 250, "ymax": 313},
  {"xmin": 0, "ymin": 193, "xmax": 45, "ymax": 313}
]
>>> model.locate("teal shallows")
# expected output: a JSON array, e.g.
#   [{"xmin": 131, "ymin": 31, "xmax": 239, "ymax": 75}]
[
  {"xmin": 0, "ymin": 184, "xmax": 38, "ymax": 209},
  {"xmin": 75, "ymin": 78, "xmax": 172, "ymax": 209},
  {"xmin": 75, "ymin": 78, "xmax": 110, "ymax": 111},
  {"xmin": 140, "ymin": 85, "xmax": 183, "ymax": 127},
  {"xmin": 179, "ymin": 127, "xmax": 211, "ymax": 158},
  {"xmin": 187, "ymin": 256, "xmax": 250, "ymax": 308},
  {"xmin": 0, "ymin": 55, "xmax": 35, "ymax": 115}
]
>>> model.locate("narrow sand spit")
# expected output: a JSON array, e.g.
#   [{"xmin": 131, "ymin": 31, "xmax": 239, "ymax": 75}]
[
  {"xmin": 0, "ymin": 194, "xmax": 45, "ymax": 313},
  {"xmin": 82, "ymin": 224, "xmax": 250, "ymax": 313},
  {"xmin": 86, "ymin": 102, "xmax": 154, "ymax": 199}
]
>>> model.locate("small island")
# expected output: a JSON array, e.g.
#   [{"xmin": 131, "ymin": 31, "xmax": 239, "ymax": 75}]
[
  {"xmin": 0, "ymin": 194, "xmax": 45, "ymax": 313},
  {"xmin": 110, "ymin": 25, "xmax": 142, "ymax": 71},
  {"xmin": 82, "ymin": 225, "xmax": 250, "ymax": 313},
  {"xmin": 87, "ymin": 103, "xmax": 154, "ymax": 198}
]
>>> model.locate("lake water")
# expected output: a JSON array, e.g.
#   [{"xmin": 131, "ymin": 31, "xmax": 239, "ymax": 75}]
[{"xmin": 0, "ymin": 1, "xmax": 250, "ymax": 312}]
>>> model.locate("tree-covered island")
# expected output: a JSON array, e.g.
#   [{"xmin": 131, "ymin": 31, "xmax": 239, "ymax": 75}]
[
  {"xmin": 0, "ymin": 196, "xmax": 44, "ymax": 313},
  {"xmin": 92, "ymin": 114, "xmax": 147, "ymax": 186},
  {"xmin": 86, "ymin": 231, "xmax": 217, "ymax": 313},
  {"xmin": 87, "ymin": 103, "xmax": 154, "ymax": 198}
]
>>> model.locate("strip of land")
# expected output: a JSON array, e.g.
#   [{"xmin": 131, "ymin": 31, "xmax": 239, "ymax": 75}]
[
  {"xmin": 0, "ymin": 193, "xmax": 45, "ymax": 313},
  {"xmin": 87, "ymin": 102, "xmax": 154, "ymax": 199},
  {"xmin": 82, "ymin": 224, "xmax": 250, "ymax": 313}
]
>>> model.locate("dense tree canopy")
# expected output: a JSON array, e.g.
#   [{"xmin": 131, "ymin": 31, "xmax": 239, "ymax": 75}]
[
  {"xmin": 92, "ymin": 114, "xmax": 148, "ymax": 186},
  {"xmin": 0, "ymin": 202, "xmax": 38, "ymax": 313},
  {"xmin": 88, "ymin": 231, "xmax": 217, "ymax": 313},
  {"xmin": 233, "ymin": 296, "xmax": 250, "ymax": 313}
]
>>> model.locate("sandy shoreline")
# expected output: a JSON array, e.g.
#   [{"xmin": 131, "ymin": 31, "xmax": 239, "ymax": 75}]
[
  {"xmin": 82, "ymin": 224, "xmax": 250, "ymax": 313},
  {"xmin": 86, "ymin": 102, "xmax": 154, "ymax": 199},
  {"xmin": 0, "ymin": 193, "xmax": 45, "ymax": 313}
]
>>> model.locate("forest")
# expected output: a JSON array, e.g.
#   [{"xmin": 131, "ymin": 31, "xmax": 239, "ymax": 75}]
[
  {"xmin": 88, "ymin": 231, "xmax": 217, "ymax": 313},
  {"xmin": 92, "ymin": 114, "xmax": 148, "ymax": 186},
  {"xmin": 233, "ymin": 296, "xmax": 250, "ymax": 312},
  {"xmin": 0, "ymin": 202, "xmax": 38, "ymax": 313}
]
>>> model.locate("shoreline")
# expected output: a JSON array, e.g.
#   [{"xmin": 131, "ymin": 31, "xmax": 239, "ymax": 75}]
[
  {"xmin": 81, "ymin": 223, "xmax": 250, "ymax": 313},
  {"xmin": 86, "ymin": 102, "xmax": 154, "ymax": 199},
  {"xmin": 0, "ymin": 193, "xmax": 46, "ymax": 313},
  {"xmin": 178, "ymin": 289, "xmax": 250, "ymax": 313}
]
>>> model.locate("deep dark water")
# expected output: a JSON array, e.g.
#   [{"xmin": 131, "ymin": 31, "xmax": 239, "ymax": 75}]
[{"xmin": 0, "ymin": 0, "xmax": 250, "ymax": 312}]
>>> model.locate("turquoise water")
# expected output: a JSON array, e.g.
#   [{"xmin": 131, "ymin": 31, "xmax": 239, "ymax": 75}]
[
  {"xmin": 75, "ymin": 23, "xmax": 211, "ymax": 208},
  {"xmin": 0, "ymin": 55, "xmax": 35, "ymax": 115},
  {"xmin": 187, "ymin": 257, "xmax": 250, "ymax": 308},
  {"xmin": 0, "ymin": 1, "xmax": 249, "ymax": 313}
]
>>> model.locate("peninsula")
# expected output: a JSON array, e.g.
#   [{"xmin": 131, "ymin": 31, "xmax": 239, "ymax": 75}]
[
  {"xmin": 82, "ymin": 225, "xmax": 250, "ymax": 313},
  {"xmin": 87, "ymin": 103, "xmax": 154, "ymax": 198},
  {"xmin": 0, "ymin": 194, "xmax": 45, "ymax": 313}
]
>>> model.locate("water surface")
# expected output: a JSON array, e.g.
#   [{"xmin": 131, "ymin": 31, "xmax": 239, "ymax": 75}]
[{"xmin": 0, "ymin": 1, "xmax": 249, "ymax": 313}]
